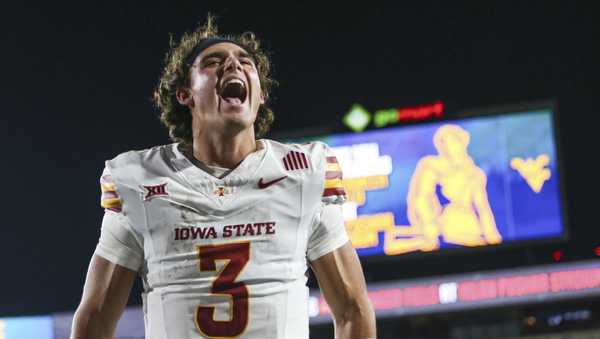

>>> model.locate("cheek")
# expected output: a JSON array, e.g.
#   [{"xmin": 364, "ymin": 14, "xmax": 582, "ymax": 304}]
[
  {"xmin": 191, "ymin": 73, "xmax": 214, "ymax": 95},
  {"xmin": 249, "ymin": 73, "xmax": 263, "ymax": 97}
]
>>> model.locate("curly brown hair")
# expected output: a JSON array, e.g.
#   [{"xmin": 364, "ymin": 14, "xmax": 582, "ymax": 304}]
[{"xmin": 154, "ymin": 15, "xmax": 276, "ymax": 146}]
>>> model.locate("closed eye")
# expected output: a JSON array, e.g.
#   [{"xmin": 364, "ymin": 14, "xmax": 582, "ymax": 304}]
[
  {"xmin": 241, "ymin": 58, "xmax": 254, "ymax": 66},
  {"xmin": 203, "ymin": 59, "xmax": 222, "ymax": 67}
]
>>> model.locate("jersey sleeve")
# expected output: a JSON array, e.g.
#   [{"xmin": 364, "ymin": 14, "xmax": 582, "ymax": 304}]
[
  {"xmin": 306, "ymin": 204, "xmax": 349, "ymax": 261},
  {"xmin": 100, "ymin": 170, "xmax": 123, "ymax": 212},
  {"xmin": 307, "ymin": 143, "xmax": 350, "ymax": 261},
  {"xmin": 321, "ymin": 146, "xmax": 347, "ymax": 205},
  {"xmin": 94, "ymin": 167, "xmax": 143, "ymax": 272}
]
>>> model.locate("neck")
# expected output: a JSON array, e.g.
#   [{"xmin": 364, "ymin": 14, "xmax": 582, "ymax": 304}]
[{"xmin": 190, "ymin": 123, "xmax": 259, "ymax": 169}]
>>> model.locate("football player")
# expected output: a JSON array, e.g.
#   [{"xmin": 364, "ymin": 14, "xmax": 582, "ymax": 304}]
[{"xmin": 70, "ymin": 15, "xmax": 376, "ymax": 339}]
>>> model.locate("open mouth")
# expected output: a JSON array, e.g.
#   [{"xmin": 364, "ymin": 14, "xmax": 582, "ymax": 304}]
[{"xmin": 219, "ymin": 78, "xmax": 248, "ymax": 105}]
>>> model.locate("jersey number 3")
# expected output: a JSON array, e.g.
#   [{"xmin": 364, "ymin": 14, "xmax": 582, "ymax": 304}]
[{"xmin": 195, "ymin": 242, "xmax": 250, "ymax": 337}]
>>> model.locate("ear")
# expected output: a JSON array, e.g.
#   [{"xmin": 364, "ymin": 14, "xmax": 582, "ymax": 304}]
[
  {"xmin": 259, "ymin": 90, "xmax": 266, "ymax": 105},
  {"xmin": 176, "ymin": 88, "xmax": 193, "ymax": 107}
]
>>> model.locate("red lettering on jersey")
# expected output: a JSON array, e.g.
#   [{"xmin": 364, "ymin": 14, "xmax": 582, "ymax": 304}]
[
  {"xmin": 190, "ymin": 227, "xmax": 208, "ymax": 239},
  {"xmin": 223, "ymin": 225, "xmax": 232, "ymax": 237},
  {"xmin": 196, "ymin": 242, "xmax": 250, "ymax": 337},
  {"xmin": 143, "ymin": 183, "xmax": 168, "ymax": 200},
  {"xmin": 243, "ymin": 223, "xmax": 255, "ymax": 236},
  {"xmin": 265, "ymin": 222, "xmax": 276, "ymax": 234},
  {"xmin": 176, "ymin": 222, "xmax": 277, "ymax": 241},
  {"xmin": 174, "ymin": 226, "xmax": 218, "ymax": 240},
  {"xmin": 233, "ymin": 224, "xmax": 244, "ymax": 237},
  {"xmin": 254, "ymin": 222, "xmax": 265, "ymax": 235},
  {"xmin": 206, "ymin": 227, "xmax": 217, "ymax": 239}
]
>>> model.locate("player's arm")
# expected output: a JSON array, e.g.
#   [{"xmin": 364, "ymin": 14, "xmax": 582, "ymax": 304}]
[
  {"xmin": 308, "ymin": 144, "xmax": 376, "ymax": 338},
  {"xmin": 71, "ymin": 169, "xmax": 144, "ymax": 339},
  {"xmin": 70, "ymin": 255, "xmax": 136, "ymax": 339},
  {"xmin": 310, "ymin": 241, "xmax": 376, "ymax": 339}
]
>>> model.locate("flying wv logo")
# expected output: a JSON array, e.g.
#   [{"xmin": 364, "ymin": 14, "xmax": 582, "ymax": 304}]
[{"xmin": 283, "ymin": 151, "xmax": 309, "ymax": 171}]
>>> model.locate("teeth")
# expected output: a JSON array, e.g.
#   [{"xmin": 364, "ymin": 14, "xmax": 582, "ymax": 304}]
[{"xmin": 223, "ymin": 78, "xmax": 245, "ymax": 88}]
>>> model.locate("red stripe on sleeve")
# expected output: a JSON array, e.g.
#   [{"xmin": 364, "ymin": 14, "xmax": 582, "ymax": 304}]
[
  {"xmin": 323, "ymin": 187, "xmax": 346, "ymax": 197},
  {"xmin": 326, "ymin": 156, "xmax": 338, "ymax": 163},
  {"xmin": 325, "ymin": 171, "xmax": 343, "ymax": 180},
  {"xmin": 102, "ymin": 191, "xmax": 119, "ymax": 200}
]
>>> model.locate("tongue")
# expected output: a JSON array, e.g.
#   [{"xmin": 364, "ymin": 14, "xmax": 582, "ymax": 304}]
[
  {"xmin": 220, "ymin": 82, "xmax": 246, "ymax": 103},
  {"xmin": 222, "ymin": 97, "xmax": 242, "ymax": 105}
]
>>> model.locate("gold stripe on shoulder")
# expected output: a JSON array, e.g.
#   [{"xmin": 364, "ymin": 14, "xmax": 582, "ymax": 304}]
[
  {"xmin": 324, "ymin": 179, "xmax": 344, "ymax": 189},
  {"xmin": 101, "ymin": 198, "xmax": 122, "ymax": 209},
  {"xmin": 100, "ymin": 182, "xmax": 117, "ymax": 192}
]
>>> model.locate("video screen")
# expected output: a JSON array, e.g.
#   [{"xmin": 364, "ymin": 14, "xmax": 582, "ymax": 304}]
[
  {"xmin": 292, "ymin": 107, "xmax": 565, "ymax": 257},
  {"xmin": 0, "ymin": 316, "xmax": 53, "ymax": 339}
]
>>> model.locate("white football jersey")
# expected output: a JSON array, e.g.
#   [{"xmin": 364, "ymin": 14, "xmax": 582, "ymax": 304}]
[{"xmin": 94, "ymin": 139, "xmax": 348, "ymax": 339}]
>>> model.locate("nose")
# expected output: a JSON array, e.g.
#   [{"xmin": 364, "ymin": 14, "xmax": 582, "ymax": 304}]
[{"xmin": 223, "ymin": 56, "xmax": 243, "ymax": 73}]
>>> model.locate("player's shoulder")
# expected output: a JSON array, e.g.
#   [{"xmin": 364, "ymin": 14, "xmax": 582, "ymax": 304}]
[
  {"xmin": 108, "ymin": 144, "xmax": 176, "ymax": 165},
  {"xmin": 264, "ymin": 138, "xmax": 331, "ymax": 153},
  {"xmin": 107, "ymin": 144, "xmax": 175, "ymax": 168},
  {"xmin": 104, "ymin": 143, "xmax": 178, "ymax": 186},
  {"xmin": 263, "ymin": 139, "xmax": 334, "ymax": 171},
  {"xmin": 263, "ymin": 139, "xmax": 345, "ymax": 204}
]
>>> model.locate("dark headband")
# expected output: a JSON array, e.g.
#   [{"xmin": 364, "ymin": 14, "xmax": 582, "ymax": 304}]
[{"xmin": 184, "ymin": 38, "xmax": 246, "ymax": 66}]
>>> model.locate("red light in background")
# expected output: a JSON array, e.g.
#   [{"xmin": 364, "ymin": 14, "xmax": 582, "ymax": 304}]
[
  {"xmin": 552, "ymin": 250, "xmax": 563, "ymax": 262},
  {"xmin": 311, "ymin": 265, "xmax": 600, "ymax": 317},
  {"xmin": 594, "ymin": 247, "xmax": 600, "ymax": 256},
  {"xmin": 397, "ymin": 101, "xmax": 444, "ymax": 122}
]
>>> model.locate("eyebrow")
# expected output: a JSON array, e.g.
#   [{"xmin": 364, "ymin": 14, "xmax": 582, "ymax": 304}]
[{"xmin": 200, "ymin": 50, "xmax": 254, "ymax": 63}]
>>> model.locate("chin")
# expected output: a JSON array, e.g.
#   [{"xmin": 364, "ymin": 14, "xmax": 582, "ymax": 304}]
[{"xmin": 221, "ymin": 115, "xmax": 255, "ymax": 134}]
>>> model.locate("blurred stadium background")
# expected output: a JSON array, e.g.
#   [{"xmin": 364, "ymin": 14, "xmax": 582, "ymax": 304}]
[{"xmin": 1, "ymin": 2, "xmax": 598, "ymax": 338}]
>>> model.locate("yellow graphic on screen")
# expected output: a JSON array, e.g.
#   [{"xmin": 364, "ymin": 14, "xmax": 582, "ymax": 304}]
[
  {"xmin": 343, "ymin": 176, "xmax": 389, "ymax": 206},
  {"xmin": 394, "ymin": 124, "xmax": 501, "ymax": 252},
  {"xmin": 345, "ymin": 213, "xmax": 395, "ymax": 248},
  {"xmin": 340, "ymin": 124, "xmax": 503, "ymax": 255},
  {"xmin": 511, "ymin": 154, "xmax": 551, "ymax": 193}
]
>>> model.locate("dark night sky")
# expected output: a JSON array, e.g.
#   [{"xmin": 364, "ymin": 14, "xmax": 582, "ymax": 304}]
[{"xmin": 0, "ymin": 1, "xmax": 598, "ymax": 316}]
